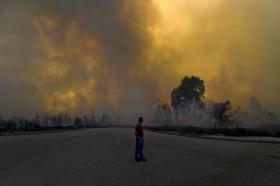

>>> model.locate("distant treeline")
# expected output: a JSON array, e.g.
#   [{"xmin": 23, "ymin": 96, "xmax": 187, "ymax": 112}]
[
  {"xmin": 0, "ymin": 112, "xmax": 111, "ymax": 133},
  {"xmin": 146, "ymin": 126, "xmax": 280, "ymax": 137},
  {"xmin": 153, "ymin": 76, "xmax": 280, "ymax": 128}
]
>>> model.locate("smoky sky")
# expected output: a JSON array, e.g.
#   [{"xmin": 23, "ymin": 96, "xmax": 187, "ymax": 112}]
[{"xmin": 0, "ymin": 0, "xmax": 280, "ymax": 118}]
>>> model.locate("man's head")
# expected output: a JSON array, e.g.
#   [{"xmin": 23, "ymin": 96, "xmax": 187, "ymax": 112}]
[{"xmin": 138, "ymin": 117, "xmax": 143, "ymax": 124}]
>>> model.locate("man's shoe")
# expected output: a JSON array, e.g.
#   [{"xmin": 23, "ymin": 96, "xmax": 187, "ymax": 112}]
[{"xmin": 141, "ymin": 158, "xmax": 147, "ymax": 161}]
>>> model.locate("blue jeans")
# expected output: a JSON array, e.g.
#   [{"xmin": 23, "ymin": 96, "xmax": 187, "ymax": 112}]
[{"xmin": 135, "ymin": 138, "xmax": 144, "ymax": 160}]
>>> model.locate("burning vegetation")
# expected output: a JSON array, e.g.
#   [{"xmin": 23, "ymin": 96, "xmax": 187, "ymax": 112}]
[
  {"xmin": 0, "ymin": 0, "xmax": 280, "ymax": 136},
  {"xmin": 152, "ymin": 76, "xmax": 280, "ymax": 136},
  {"xmin": 1, "ymin": 75, "xmax": 279, "ymax": 137}
]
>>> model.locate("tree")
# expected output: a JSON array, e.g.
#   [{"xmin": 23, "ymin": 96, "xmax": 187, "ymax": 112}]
[
  {"xmin": 250, "ymin": 96, "xmax": 262, "ymax": 112},
  {"xmin": 171, "ymin": 76, "xmax": 205, "ymax": 111},
  {"xmin": 153, "ymin": 104, "xmax": 172, "ymax": 126},
  {"xmin": 212, "ymin": 100, "xmax": 232, "ymax": 126}
]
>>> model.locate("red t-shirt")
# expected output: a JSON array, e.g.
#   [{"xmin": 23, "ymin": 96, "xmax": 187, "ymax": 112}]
[{"xmin": 135, "ymin": 123, "xmax": 144, "ymax": 137}]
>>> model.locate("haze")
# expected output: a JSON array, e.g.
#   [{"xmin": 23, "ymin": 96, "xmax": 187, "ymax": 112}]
[{"xmin": 0, "ymin": 0, "xmax": 279, "ymax": 118}]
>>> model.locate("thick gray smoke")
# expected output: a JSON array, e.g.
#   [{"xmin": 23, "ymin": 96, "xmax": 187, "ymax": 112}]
[
  {"xmin": 0, "ymin": 0, "xmax": 280, "ymax": 127},
  {"xmin": 0, "ymin": 0, "xmax": 159, "ymax": 122}
]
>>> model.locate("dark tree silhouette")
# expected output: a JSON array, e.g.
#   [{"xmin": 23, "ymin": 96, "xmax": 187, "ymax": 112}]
[
  {"xmin": 250, "ymin": 96, "xmax": 262, "ymax": 112},
  {"xmin": 212, "ymin": 100, "xmax": 232, "ymax": 125},
  {"xmin": 171, "ymin": 76, "xmax": 205, "ymax": 111}
]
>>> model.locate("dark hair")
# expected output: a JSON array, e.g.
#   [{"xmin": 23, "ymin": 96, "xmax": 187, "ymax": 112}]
[{"xmin": 138, "ymin": 117, "xmax": 143, "ymax": 123}]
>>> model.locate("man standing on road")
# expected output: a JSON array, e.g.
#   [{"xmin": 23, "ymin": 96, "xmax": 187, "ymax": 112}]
[{"xmin": 134, "ymin": 117, "xmax": 146, "ymax": 162}]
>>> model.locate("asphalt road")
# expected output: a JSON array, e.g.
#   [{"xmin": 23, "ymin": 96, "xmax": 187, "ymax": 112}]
[{"xmin": 0, "ymin": 128, "xmax": 280, "ymax": 186}]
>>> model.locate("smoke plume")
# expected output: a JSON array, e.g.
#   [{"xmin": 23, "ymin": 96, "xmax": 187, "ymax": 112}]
[{"xmin": 0, "ymin": 0, "xmax": 279, "ymax": 120}]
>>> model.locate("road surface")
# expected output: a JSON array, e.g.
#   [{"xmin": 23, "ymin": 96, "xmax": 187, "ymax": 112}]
[{"xmin": 0, "ymin": 128, "xmax": 280, "ymax": 186}]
